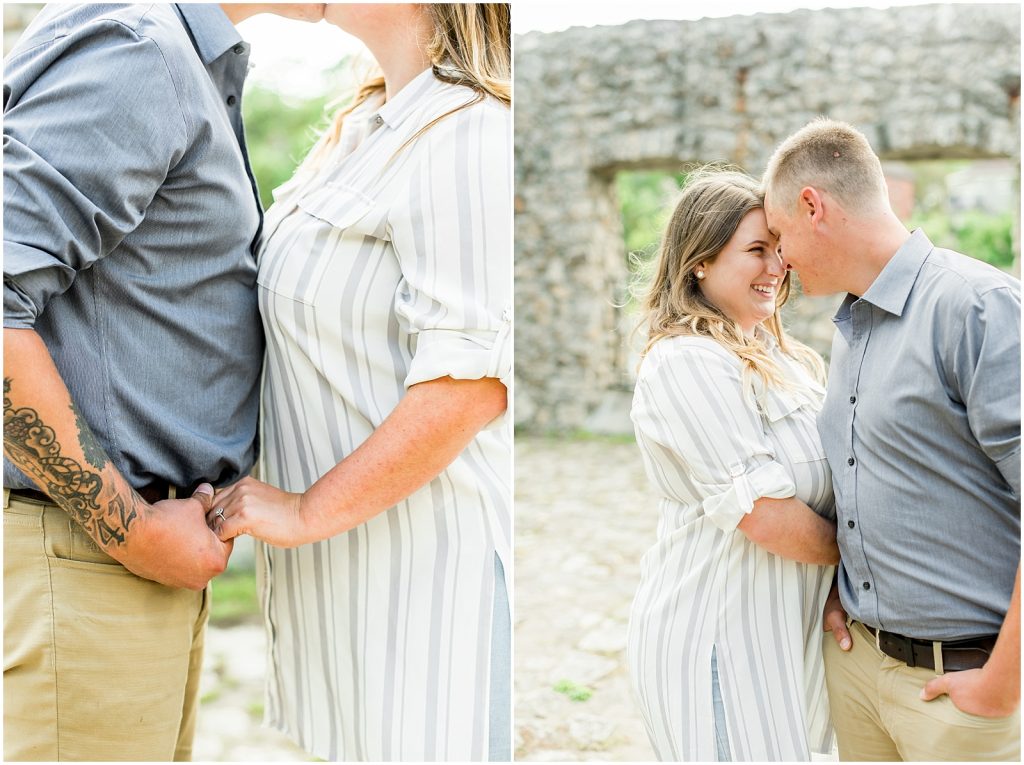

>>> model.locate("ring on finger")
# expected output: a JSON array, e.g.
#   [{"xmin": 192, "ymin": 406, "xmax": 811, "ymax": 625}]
[{"xmin": 215, "ymin": 507, "xmax": 227, "ymax": 521}]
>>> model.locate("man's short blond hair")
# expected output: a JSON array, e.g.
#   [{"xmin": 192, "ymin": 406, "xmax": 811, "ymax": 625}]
[{"xmin": 763, "ymin": 118, "xmax": 889, "ymax": 215}]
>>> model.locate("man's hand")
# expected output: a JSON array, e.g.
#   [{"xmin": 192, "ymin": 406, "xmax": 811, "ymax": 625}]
[
  {"xmin": 923, "ymin": 564, "xmax": 1021, "ymax": 719},
  {"xmin": 823, "ymin": 580, "xmax": 852, "ymax": 650},
  {"xmin": 4, "ymin": 331, "xmax": 231, "ymax": 590},
  {"xmin": 116, "ymin": 483, "xmax": 233, "ymax": 590},
  {"xmin": 921, "ymin": 667, "xmax": 1020, "ymax": 719}
]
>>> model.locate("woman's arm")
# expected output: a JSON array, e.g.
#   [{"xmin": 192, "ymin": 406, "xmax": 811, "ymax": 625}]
[
  {"xmin": 211, "ymin": 375, "xmax": 506, "ymax": 546},
  {"xmin": 737, "ymin": 495, "xmax": 839, "ymax": 565}
]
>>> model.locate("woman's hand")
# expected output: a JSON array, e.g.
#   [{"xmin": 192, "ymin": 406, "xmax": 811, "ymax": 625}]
[{"xmin": 207, "ymin": 476, "xmax": 319, "ymax": 548}]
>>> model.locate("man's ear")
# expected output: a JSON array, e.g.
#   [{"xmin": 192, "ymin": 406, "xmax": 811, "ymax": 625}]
[{"xmin": 797, "ymin": 186, "xmax": 826, "ymax": 229}]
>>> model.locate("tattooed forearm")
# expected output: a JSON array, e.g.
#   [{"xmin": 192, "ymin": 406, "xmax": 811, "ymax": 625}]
[{"xmin": 3, "ymin": 377, "xmax": 141, "ymax": 547}]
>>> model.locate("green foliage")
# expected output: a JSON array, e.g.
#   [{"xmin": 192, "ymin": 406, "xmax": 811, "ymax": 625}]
[
  {"xmin": 553, "ymin": 679, "xmax": 593, "ymax": 702},
  {"xmin": 242, "ymin": 83, "xmax": 331, "ymax": 209},
  {"xmin": 907, "ymin": 209, "xmax": 1016, "ymax": 270},
  {"xmin": 904, "ymin": 160, "xmax": 1017, "ymax": 271},
  {"xmin": 210, "ymin": 571, "xmax": 260, "ymax": 626},
  {"xmin": 950, "ymin": 211, "xmax": 1015, "ymax": 269},
  {"xmin": 616, "ymin": 171, "xmax": 687, "ymax": 262}
]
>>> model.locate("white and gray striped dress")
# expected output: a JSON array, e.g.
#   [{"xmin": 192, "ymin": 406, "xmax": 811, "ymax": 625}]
[
  {"xmin": 252, "ymin": 69, "xmax": 511, "ymax": 761},
  {"xmin": 628, "ymin": 334, "xmax": 835, "ymax": 761}
]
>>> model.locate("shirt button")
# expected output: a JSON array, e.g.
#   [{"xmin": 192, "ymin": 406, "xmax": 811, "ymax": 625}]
[
  {"xmin": 863, "ymin": 581, "xmax": 871, "ymax": 590},
  {"xmin": 233, "ymin": 44, "xmax": 245, "ymax": 55},
  {"xmin": 227, "ymin": 95, "xmax": 238, "ymax": 106},
  {"xmin": 849, "ymin": 396, "xmax": 856, "ymax": 404},
  {"xmin": 374, "ymin": 115, "xmax": 384, "ymax": 125},
  {"xmin": 847, "ymin": 457, "xmax": 855, "ymax": 466},
  {"xmin": 848, "ymin": 520, "xmax": 855, "ymax": 529}
]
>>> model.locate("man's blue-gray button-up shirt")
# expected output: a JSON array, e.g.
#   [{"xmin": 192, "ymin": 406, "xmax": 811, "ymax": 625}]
[
  {"xmin": 3, "ymin": 3, "xmax": 264, "ymax": 490},
  {"xmin": 819, "ymin": 229, "xmax": 1021, "ymax": 640}
]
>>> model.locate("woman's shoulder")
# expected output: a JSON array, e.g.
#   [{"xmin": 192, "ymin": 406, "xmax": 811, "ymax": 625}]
[
  {"xmin": 638, "ymin": 335, "xmax": 741, "ymax": 383},
  {"xmin": 416, "ymin": 76, "xmax": 509, "ymax": 130}
]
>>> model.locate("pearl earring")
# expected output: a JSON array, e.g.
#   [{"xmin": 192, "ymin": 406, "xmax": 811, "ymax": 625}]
[{"xmin": 696, "ymin": 269, "xmax": 705, "ymax": 280}]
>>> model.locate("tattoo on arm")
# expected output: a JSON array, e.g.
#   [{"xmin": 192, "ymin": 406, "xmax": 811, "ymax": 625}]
[
  {"xmin": 3, "ymin": 377, "xmax": 142, "ymax": 547},
  {"xmin": 71, "ymin": 401, "xmax": 107, "ymax": 470}
]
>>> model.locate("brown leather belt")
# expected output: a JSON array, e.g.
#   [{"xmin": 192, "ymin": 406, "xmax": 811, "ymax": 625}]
[
  {"xmin": 9, "ymin": 480, "xmax": 194, "ymax": 507},
  {"xmin": 861, "ymin": 622, "xmax": 997, "ymax": 673}
]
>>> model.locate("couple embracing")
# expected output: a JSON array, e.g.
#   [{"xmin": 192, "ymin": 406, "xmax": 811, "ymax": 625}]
[
  {"xmin": 629, "ymin": 120, "xmax": 1020, "ymax": 761},
  {"xmin": 4, "ymin": 3, "xmax": 511, "ymax": 762}
]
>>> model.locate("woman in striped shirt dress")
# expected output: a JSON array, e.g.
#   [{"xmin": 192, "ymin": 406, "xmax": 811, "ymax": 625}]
[
  {"xmin": 628, "ymin": 170, "xmax": 839, "ymax": 761},
  {"xmin": 208, "ymin": 5, "xmax": 511, "ymax": 761}
]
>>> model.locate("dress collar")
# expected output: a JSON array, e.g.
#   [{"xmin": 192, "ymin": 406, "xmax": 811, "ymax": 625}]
[{"xmin": 372, "ymin": 67, "xmax": 440, "ymax": 130}]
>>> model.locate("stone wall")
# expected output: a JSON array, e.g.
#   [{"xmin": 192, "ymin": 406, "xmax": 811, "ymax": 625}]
[{"xmin": 515, "ymin": 3, "xmax": 1021, "ymax": 432}]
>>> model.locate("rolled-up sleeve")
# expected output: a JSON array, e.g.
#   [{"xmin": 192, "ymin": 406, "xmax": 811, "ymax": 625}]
[
  {"xmin": 632, "ymin": 344, "xmax": 796, "ymax": 531},
  {"xmin": 390, "ymin": 101, "xmax": 512, "ymax": 392},
  {"xmin": 3, "ymin": 20, "xmax": 187, "ymax": 327},
  {"xmin": 953, "ymin": 285, "xmax": 1022, "ymax": 499}
]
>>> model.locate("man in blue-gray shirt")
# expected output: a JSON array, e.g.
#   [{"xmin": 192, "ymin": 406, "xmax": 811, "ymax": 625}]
[
  {"xmin": 3, "ymin": 3, "xmax": 322, "ymax": 760},
  {"xmin": 763, "ymin": 118, "xmax": 1020, "ymax": 761}
]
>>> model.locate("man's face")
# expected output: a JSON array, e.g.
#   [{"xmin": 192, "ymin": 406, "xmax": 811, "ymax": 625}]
[{"xmin": 764, "ymin": 193, "xmax": 829, "ymax": 297}]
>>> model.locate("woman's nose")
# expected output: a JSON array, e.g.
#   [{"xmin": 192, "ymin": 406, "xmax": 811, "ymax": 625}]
[{"xmin": 766, "ymin": 250, "xmax": 785, "ymax": 276}]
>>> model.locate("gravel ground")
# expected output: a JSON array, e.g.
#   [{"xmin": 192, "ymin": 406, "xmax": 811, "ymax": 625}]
[
  {"xmin": 514, "ymin": 436, "xmax": 658, "ymax": 761},
  {"xmin": 193, "ymin": 622, "xmax": 311, "ymax": 762}
]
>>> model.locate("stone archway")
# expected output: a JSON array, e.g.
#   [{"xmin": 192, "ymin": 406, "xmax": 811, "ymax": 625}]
[{"xmin": 514, "ymin": 3, "xmax": 1021, "ymax": 432}]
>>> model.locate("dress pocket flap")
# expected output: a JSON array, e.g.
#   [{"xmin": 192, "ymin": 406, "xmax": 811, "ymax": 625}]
[{"xmin": 296, "ymin": 182, "xmax": 375, "ymax": 231}]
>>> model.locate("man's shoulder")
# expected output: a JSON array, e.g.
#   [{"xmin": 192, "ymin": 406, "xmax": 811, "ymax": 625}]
[
  {"xmin": 9, "ymin": 4, "xmax": 193, "ymax": 64},
  {"xmin": 920, "ymin": 243, "xmax": 1020, "ymax": 301}
]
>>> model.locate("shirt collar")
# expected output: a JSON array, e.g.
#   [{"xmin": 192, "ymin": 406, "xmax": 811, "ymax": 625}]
[
  {"xmin": 853, "ymin": 228, "xmax": 933, "ymax": 318},
  {"xmin": 372, "ymin": 67, "xmax": 440, "ymax": 130},
  {"xmin": 754, "ymin": 324, "xmax": 779, "ymax": 349},
  {"xmin": 175, "ymin": 3, "xmax": 245, "ymax": 65}
]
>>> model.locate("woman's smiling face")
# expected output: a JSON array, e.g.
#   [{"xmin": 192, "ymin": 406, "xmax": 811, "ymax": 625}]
[{"xmin": 696, "ymin": 208, "xmax": 785, "ymax": 335}]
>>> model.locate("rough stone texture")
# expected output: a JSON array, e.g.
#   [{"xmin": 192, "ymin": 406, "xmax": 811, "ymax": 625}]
[{"xmin": 515, "ymin": 4, "xmax": 1021, "ymax": 432}]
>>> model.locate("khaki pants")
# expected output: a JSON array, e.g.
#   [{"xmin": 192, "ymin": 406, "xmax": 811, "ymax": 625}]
[
  {"xmin": 824, "ymin": 619, "xmax": 1021, "ymax": 761},
  {"xmin": 4, "ymin": 491, "xmax": 208, "ymax": 761}
]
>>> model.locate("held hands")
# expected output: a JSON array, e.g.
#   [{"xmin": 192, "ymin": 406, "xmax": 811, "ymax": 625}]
[
  {"xmin": 823, "ymin": 581, "xmax": 852, "ymax": 651},
  {"xmin": 207, "ymin": 476, "xmax": 316, "ymax": 548},
  {"xmin": 118, "ymin": 483, "xmax": 233, "ymax": 590}
]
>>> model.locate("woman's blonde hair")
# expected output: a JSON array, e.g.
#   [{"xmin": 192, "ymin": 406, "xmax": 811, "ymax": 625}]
[
  {"xmin": 637, "ymin": 167, "xmax": 826, "ymax": 401},
  {"xmin": 311, "ymin": 4, "xmax": 510, "ymax": 166}
]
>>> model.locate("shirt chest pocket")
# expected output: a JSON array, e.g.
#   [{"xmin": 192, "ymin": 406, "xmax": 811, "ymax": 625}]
[
  {"xmin": 762, "ymin": 390, "xmax": 828, "ymax": 465},
  {"xmin": 257, "ymin": 183, "xmax": 380, "ymax": 306}
]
